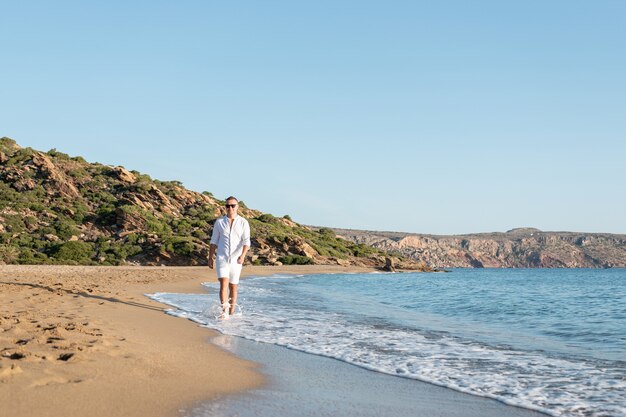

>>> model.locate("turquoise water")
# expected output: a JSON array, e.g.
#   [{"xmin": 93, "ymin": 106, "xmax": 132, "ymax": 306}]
[{"xmin": 150, "ymin": 268, "xmax": 626, "ymax": 416}]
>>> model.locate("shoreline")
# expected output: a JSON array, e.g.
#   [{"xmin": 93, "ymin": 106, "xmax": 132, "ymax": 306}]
[
  {"xmin": 193, "ymin": 335, "xmax": 550, "ymax": 417},
  {"xmin": 162, "ymin": 269, "xmax": 551, "ymax": 417},
  {"xmin": 0, "ymin": 265, "xmax": 376, "ymax": 417}
]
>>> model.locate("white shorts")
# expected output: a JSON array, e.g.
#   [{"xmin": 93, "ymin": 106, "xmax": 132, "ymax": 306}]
[{"xmin": 216, "ymin": 261, "xmax": 243, "ymax": 284}]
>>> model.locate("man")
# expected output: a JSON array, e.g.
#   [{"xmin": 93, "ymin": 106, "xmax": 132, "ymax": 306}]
[{"xmin": 208, "ymin": 196, "xmax": 251, "ymax": 319}]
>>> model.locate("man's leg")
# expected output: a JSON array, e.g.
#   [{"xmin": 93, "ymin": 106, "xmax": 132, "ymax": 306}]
[
  {"xmin": 218, "ymin": 278, "xmax": 230, "ymax": 314},
  {"xmin": 229, "ymin": 283, "xmax": 238, "ymax": 315},
  {"xmin": 228, "ymin": 262, "xmax": 242, "ymax": 315}
]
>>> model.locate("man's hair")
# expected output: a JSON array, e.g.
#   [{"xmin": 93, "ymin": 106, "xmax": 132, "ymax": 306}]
[{"xmin": 225, "ymin": 196, "xmax": 238, "ymax": 203}]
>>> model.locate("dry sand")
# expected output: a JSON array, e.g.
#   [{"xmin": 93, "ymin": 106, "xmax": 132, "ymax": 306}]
[{"xmin": 0, "ymin": 264, "xmax": 375, "ymax": 417}]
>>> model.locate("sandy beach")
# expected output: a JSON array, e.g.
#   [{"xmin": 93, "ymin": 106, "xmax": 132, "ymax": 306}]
[{"xmin": 0, "ymin": 264, "xmax": 375, "ymax": 417}]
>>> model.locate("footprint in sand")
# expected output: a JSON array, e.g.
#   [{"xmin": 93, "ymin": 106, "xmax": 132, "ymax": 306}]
[
  {"xmin": 30, "ymin": 375, "xmax": 70, "ymax": 387},
  {"xmin": 0, "ymin": 363, "xmax": 23, "ymax": 379},
  {"xmin": 1, "ymin": 350, "xmax": 27, "ymax": 360}
]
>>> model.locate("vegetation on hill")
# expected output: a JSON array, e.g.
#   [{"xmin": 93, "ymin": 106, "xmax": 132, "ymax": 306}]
[{"xmin": 0, "ymin": 137, "xmax": 427, "ymax": 270}]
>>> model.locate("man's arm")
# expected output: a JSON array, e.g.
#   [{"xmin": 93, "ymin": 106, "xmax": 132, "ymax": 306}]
[
  {"xmin": 237, "ymin": 245, "xmax": 249, "ymax": 264},
  {"xmin": 208, "ymin": 219, "xmax": 221, "ymax": 269},
  {"xmin": 208, "ymin": 244, "xmax": 217, "ymax": 269},
  {"xmin": 238, "ymin": 220, "xmax": 251, "ymax": 264}
]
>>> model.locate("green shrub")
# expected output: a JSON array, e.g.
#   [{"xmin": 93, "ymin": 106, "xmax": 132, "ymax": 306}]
[
  {"xmin": 0, "ymin": 183, "xmax": 21, "ymax": 204},
  {"xmin": 2, "ymin": 215, "xmax": 25, "ymax": 233},
  {"xmin": 51, "ymin": 241, "xmax": 94, "ymax": 263},
  {"xmin": 309, "ymin": 243, "xmax": 347, "ymax": 259},
  {"xmin": 0, "ymin": 245, "xmax": 19, "ymax": 263},
  {"xmin": 318, "ymin": 228, "xmax": 336, "ymax": 239},
  {"xmin": 95, "ymin": 204, "xmax": 117, "ymax": 226},
  {"xmin": 173, "ymin": 219, "xmax": 192, "ymax": 234},
  {"xmin": 163, "ymin": 236, "xmax": 195, "ymax": 256},
  {"xmin": 0, "ymin": 233, "xmax": 11, "ymax": 244},
  {"xmin": 46, "ymin": 148, "xmax": 70, "ymax": 160},
  {"xmin": 131, "ymin": 181, "xmax": 152, "ymax": 193},
  {"xmin": 23, "ymin": 216, "xmax": 37, "ymax": 229},
  {"xmin": 85, "ymin": 188, "xmax": 116, "ymax": 204},
  {"xmin": 256, "ymin": 213, "xmax": 279, "ymax": 224},
  {"xmin": 146, "ymin": 218, "xmax": 172, "ymax": 236},
  {"xmin": 192, "ymin": 229, "xmax": 209, "ymax": 240},
  {"xmin": 6, "ymin": 148, "xmax": 35, "ymax": 165},
  {"xmin": 124, "ymin": 233, "xmax": 141, "ymax": 245},
  {"xmin": 198, "ymin": 208, "xmax": 216, "ymax": 222},
  {"xmin": 28, "ymin": 202, "xmax": 47, "ymax": 212},
  {"xmin": 96, "ymin": 240, "xmax": 142, "ymax": 262},
  {"xmin": 14, "ymin": 233, "xmax": 35, "ymax": 248},
  {"xmin": 73, "ymin": 201, "xmax": 89, "ymax": 223},
  {"xmin": 0, "ymin": 137, "xmax": 18, "ymax": 152},
  {"xmin": 351, "ymin": 243, "xmax": 376, "ymax": 257},
  {"xmin": 67, "ymin": 167, "xmax": 88, "ymax": 178},
  {"xmin": 17, "ymin": 248, "xmax": 38, "ymax": 264},
  {"xmin": 190, "ymin": 219, "xmax": 208, "ymax": 229},
  {"xmin": 53, "ymin": 218, "xmax": 80, "ymax": 240}
]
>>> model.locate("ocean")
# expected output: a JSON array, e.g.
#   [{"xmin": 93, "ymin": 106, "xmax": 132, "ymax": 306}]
[{"xmin": 148, "ymin": 268, "xmax": 626, "ymax": 417}]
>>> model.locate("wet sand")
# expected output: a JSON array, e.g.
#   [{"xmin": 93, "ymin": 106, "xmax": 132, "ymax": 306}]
[{"xmin": 190, "ymin": 336, "xmax": 550, "ymax": 417}]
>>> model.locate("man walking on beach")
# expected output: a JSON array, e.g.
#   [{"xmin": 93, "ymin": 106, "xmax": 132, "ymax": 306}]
[{"xmin": 208, "ymin": 196, "xmax": 251, "ymax": 319}]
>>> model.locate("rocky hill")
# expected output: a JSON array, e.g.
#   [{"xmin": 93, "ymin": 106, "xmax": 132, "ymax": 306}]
[
  {"xmin": 333, "ymin": 227, "xmax": 626, "ymax": 268},
  {"xmin": 0, "ymin": 137, "xmax": 427, "ymax": 270}
]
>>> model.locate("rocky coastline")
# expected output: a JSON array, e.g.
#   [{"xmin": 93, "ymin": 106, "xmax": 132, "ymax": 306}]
[{"xmin": 333, "ymin": 227, "xmax": 626, "ymax": 268}]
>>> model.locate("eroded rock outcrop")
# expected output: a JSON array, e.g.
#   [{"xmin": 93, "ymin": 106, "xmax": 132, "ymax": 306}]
[{"xmin": 31, "ymin": 152, "xmax": 80, "ymax": 198}]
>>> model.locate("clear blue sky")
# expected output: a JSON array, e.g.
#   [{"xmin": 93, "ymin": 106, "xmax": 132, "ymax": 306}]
[{"xmin": 2, "ymin": 1, "xmax": 625, "ymax": 234}]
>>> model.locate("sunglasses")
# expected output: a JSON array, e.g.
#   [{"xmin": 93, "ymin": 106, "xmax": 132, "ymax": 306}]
[{"xmin": 225, "ymin": 204, "xmax": 237, "ymax": 208}]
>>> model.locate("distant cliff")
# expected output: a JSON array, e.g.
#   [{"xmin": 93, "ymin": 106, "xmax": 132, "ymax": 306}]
[
  {"xmin": 0, "ymin": 137, "xmax": 426, "ymax": 270},
  {"xmin": 333, "ymin": 227, "xmax": 626, "ymax": 268}
]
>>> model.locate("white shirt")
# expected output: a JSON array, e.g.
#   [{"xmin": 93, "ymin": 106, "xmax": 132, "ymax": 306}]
[{"xmin": 210, "ymin": 215, "xmax": 251, "ymax": 263}]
